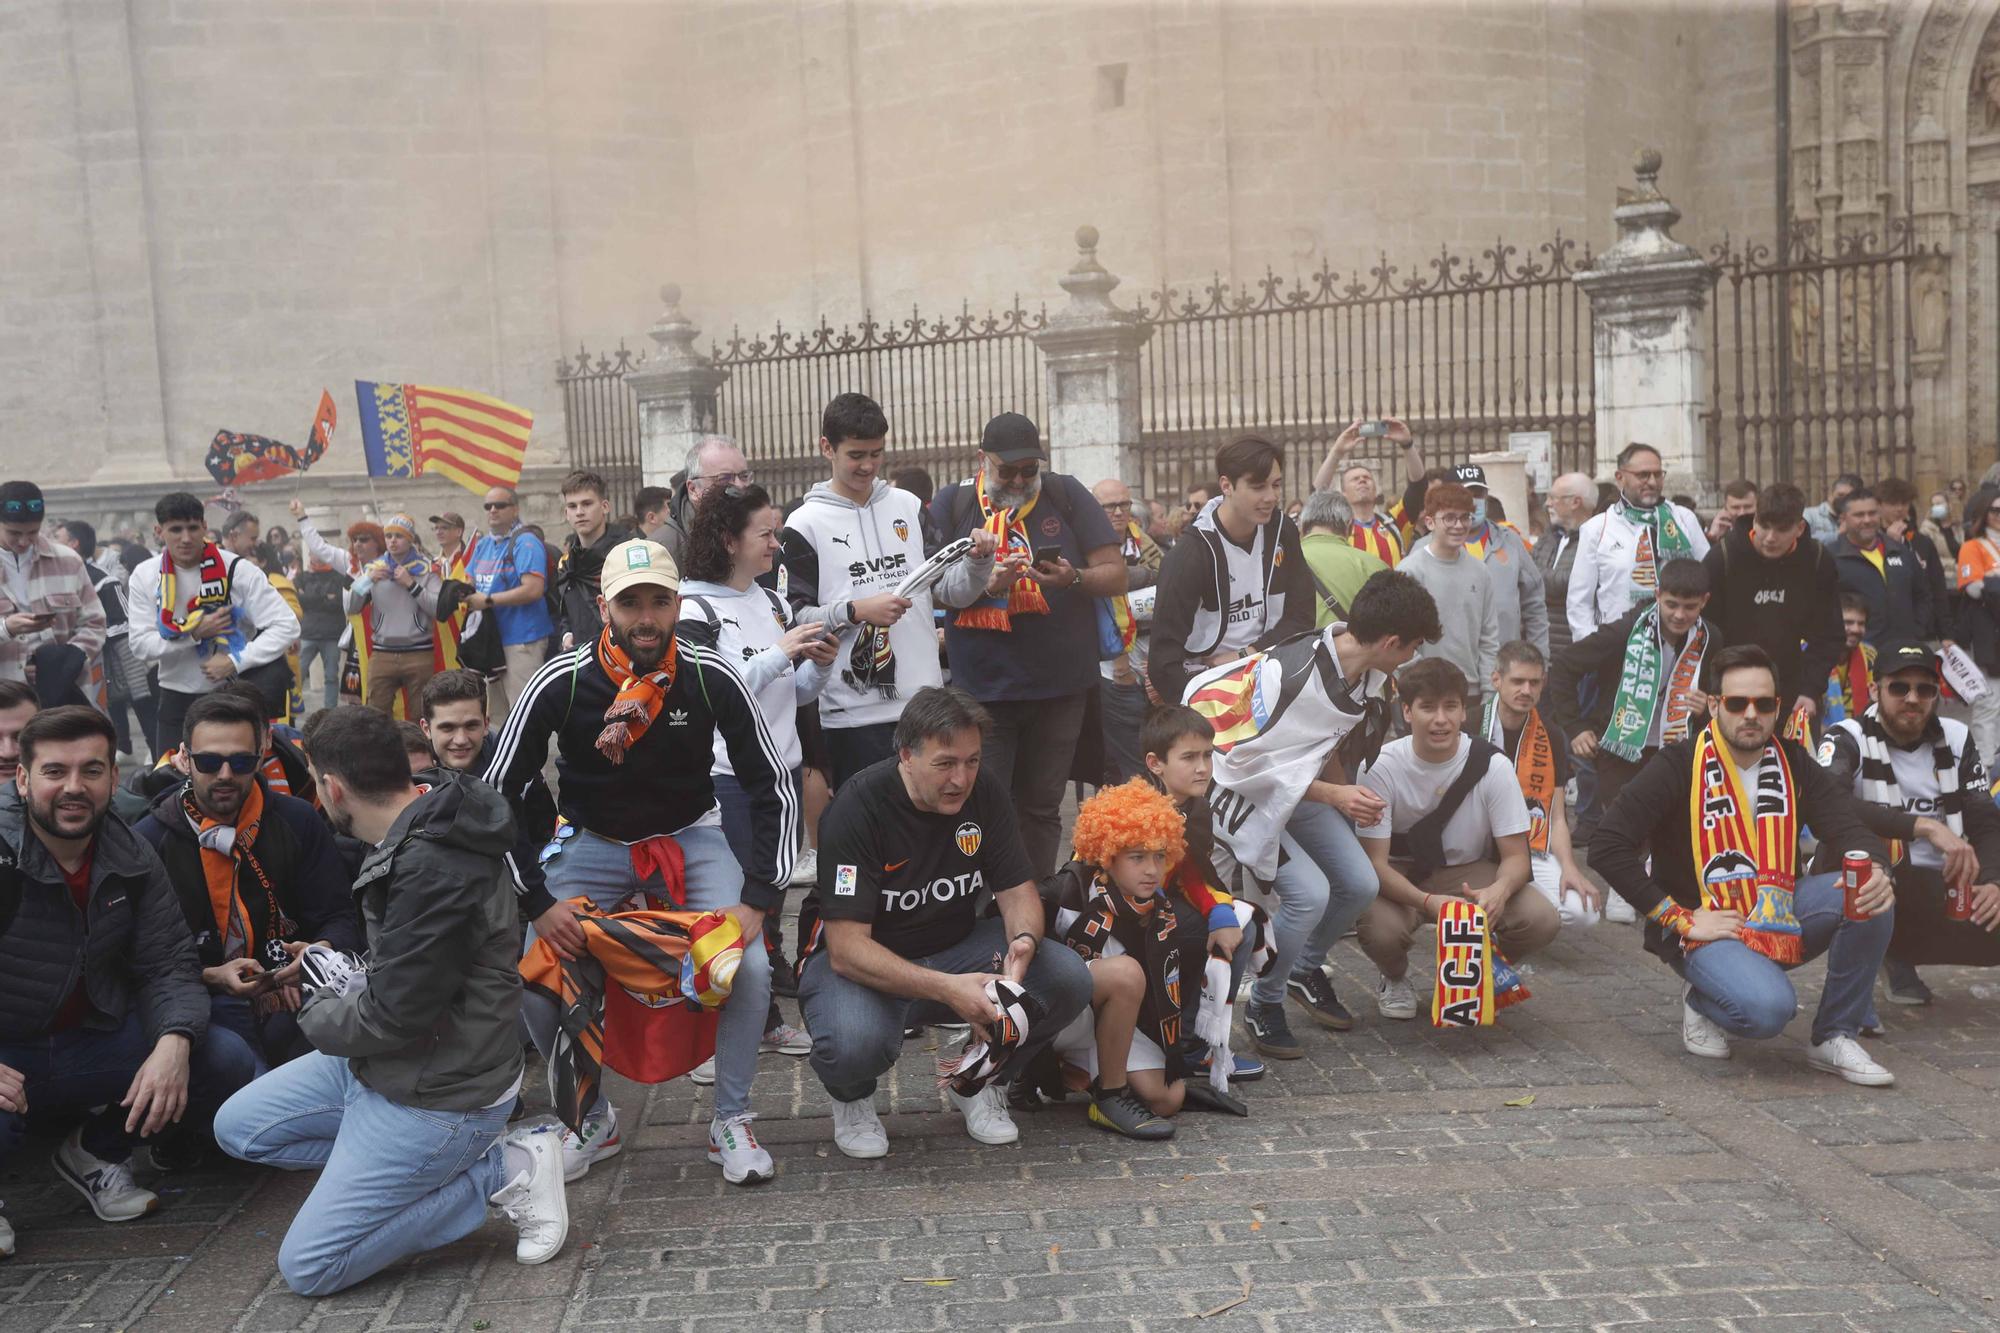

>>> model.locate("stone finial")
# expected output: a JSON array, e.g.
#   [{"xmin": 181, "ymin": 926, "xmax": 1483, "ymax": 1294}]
[
  {"xmin": 645, "ymin": 283, "xmax": 710, "ymax": 371},
  {"xmin": 1052, "ymin": 223, "xmax": 1132, "ymax": 325},
  {"xmin": 1621, "ymin": 147, "xmax": 1664, "ymax": 205}
]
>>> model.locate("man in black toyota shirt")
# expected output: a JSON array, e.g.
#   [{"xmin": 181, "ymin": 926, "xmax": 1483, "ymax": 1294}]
[{"xmin": 796, "ymin": 686, "xmax": 1092, "ymax": 1159}]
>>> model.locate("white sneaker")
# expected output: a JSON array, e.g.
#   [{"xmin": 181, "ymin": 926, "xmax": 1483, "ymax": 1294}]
[
  {"xmin": 1807, "ymin": 1034, "xmax": 1895, "ymax": 1087},
  {"xmin": 558, "ymin": 1105, "xmax": 621, "ymax": 1183},
  {"xmin": 0, "ymin": 1208, "xmax": 13, "ymax": 1258},
  {"xmin": 788, "ymin": 846, "xmax": 819, "ymax": 888},
  {"xmin": 53, "ymin": 1129, "xmax": 156, "ymax": 1222},
  {"xmin": 1376, "ymin": 974, "xmax": 1417, "ymax": 1021},
  {"xmin": 830, "ymin": 1097, "xmax": 889, "ymax": 1159},
  {"xmin": 1603, "ymin": 894, "xmax": 1638, "ymax": 924},
  {"xmin": 489, "ymin": 1123, "xmax": 570, "ymax": 1264},
  {"xmin": 1681, "ymin": 986, "xmax": 1731, "ymax": 1060},
  {"xmin": 948, "ymin": 1084, "xmax": 1019, "ymax": 1146},
  {"xmin": 689, "ymin": 1056, "xmax": 716, "ymax": 1086},
  {"xmin": 707, "ymin": 1114, "xmax": 774, "ymax": 1185},
  {"xmin": 760, "ymin": 1023, "xmax": 812, "ymax": 1056}
]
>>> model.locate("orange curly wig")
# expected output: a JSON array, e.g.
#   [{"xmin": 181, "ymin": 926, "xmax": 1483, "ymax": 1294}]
[{"xmin": 1070, "ymin": 778, "xmax": 1187, "ymax": 869}]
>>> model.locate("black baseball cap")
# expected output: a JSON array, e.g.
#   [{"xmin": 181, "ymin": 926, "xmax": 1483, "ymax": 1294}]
[
  {"xmin": 1873, "ymin": 638, "xmax": 1938, "ymax": 680},
  {"xmin": 981, "ymin": 412, "xmax": 1045, "ymax": 463},
  {"xmin": 1451, "ymin": 463, "xmax": 1488, "ymax": 491}
]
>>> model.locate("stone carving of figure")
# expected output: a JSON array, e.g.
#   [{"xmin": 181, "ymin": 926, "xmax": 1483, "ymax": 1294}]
[
  {"xmin": 1978, "ymin": 44, "xmax": 2000, "ymax": 132},
  {"xmin": 1914, "ymin": 257, "xmax": 1949, "ymax": 358}
]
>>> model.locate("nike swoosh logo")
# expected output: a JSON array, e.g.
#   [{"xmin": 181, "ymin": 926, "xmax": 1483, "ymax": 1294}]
[{"xmin": 884, "ymin": 860, "xmax": 909, "ymax": 873}]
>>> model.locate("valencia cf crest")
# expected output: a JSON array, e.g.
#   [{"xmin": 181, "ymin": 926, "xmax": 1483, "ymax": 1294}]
[
  {"xmin": 894, "ymin": 518, "xmax": 910, "ymax": 543},
  {"xmin": 955, "ymin": 821, "xmax": 983, "ymax": 856},
  {"xmin": 1272, "ymin": 546, "xmax": 1285, "ymax": 567}
]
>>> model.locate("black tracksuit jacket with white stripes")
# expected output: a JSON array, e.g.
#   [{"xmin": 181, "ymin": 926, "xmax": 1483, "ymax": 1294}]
[{"xmin": 480, "ymin": 635, "xmax": 800, "ymax": 916}]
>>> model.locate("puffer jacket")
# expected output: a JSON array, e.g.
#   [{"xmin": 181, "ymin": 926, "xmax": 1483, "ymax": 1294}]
[
  {"xmin": 297, "ymin": 772, "xmax": 523, "ymax": 1111},
  {"xmin": 0, "ymin": 785, "xmax": 207, "ymax": 1047}
]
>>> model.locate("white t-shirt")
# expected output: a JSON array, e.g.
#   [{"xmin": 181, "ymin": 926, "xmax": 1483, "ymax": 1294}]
[{"xmin": 1356, "ymin": 735, "xmax": 1531, "ymax": 868}]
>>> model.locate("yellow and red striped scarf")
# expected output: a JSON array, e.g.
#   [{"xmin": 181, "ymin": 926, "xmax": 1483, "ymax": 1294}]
[
  {"xmin": 1687, "ymin": 719, "xmax": 1803, "ymax": 964},
  {"xmin": 954, "ymin": 470, "xmax": 1051, "ymax": 632}
]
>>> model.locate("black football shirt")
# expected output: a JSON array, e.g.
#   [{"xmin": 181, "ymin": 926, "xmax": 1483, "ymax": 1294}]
[{"xmin": 807, "ymin": 759, "xmax": 1033, "ymax": 959}]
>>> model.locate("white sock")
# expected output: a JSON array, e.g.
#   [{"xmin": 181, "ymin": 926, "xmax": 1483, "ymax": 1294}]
[{"xmin": 503, "ymin": 1141, "xmax": 535, "ymax": 1181}]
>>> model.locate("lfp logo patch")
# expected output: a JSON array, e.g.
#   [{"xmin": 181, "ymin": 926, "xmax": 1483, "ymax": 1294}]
[
  {"xmin": 834, "ymin": 864, "xmax": 858, "ymax": 896},
  {"xmin": 955, "ymin": 822, "xmax": 983, "ymax": 856}
]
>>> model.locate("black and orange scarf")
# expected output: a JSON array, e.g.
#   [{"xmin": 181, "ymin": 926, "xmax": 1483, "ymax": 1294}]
[
  {"xmin": 594, "ymin": 630, "xmax": 679, "ymax": 763},
  {"xmin": 954, "ymin": 470, "xmax": 1051, "ymax": 632},
  {"xmin": 1058, "ymin": 869, "xmax": 1187, "ymax": 1080},
  {"xmin": 185, "ymin": 780, "xmax": 286, "ymax": 963},
  {"xmin": 1687, "ymin": 718, "xmax": 1803, "ymax": 963}
]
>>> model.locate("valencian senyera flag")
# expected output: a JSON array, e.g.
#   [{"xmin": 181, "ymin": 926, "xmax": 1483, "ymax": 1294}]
[{"xmin": 355, "ymin": 381, "xmax": 533, "ymax": 496}]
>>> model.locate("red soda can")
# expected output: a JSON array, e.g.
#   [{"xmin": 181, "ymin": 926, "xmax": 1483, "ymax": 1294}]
[
  {"xmin": 1946, "ymin": 880, "xmax": 1976, "ymax": 922},
  {"xmin": 1842, "ymin": 851, "xmax": 1871, "ymax": 921}
]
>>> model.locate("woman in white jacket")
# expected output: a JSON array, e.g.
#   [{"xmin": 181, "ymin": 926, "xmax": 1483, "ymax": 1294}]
[{"xmin": 678, "ymin": 484, "xmax": 841, "ymax": 1062}]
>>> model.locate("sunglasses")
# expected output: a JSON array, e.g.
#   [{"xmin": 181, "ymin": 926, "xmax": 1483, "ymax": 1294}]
[
  {"xmin": 994, "ymin": 461, "xmax": 1039, "ymax": 482},
  {"xmin": 1719, "ymin": 695, "xmax": 1782, "ymax": 716},
  {"xmin": 190, "ymin": 751, "xmax": 259, "ymax": 775},
  {"xmin": 482, "ymin": 501, "xmax": 515, "ymax": 511},
  {"xmin": 1883, "ymin": 679, "xmax": 1939, "ymax": 700},
  {"xmin": 1, "ymin": 497, "xmax": 43, "ymax": 519}
]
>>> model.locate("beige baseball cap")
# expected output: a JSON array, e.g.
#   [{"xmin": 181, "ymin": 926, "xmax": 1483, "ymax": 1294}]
[{"xmin": 600, "ymin": 538, "xmax": 681, "ymax": 598}]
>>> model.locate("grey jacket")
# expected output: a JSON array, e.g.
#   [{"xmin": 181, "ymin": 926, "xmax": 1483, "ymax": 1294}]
[
  {"xmin": 297, "ymin": 773, "xmax": 523, "ymax": 1111},
  {"xmin": 0, "ymin": 786, "xmax": 208, "ymax": 1048},
  {"xmin": 1407, "ymin": 522, "xmax": 1549, "ymax": 656},
  {"xmin": 1533, "ymin": 524, "xmax": 1582, "ymax": 656},
  {"xmin": 345, "ymin": 556, "xmax": 442, "ymax": 653}
]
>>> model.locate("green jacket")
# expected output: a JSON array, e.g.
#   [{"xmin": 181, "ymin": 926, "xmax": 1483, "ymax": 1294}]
[
  {"xmin": 1300, "ymin": 531, "xmax": 1390, "ymax": 627},
  {"xmin": 298, "ymin": 772, "xmax": 523, "ymax": 1111}
]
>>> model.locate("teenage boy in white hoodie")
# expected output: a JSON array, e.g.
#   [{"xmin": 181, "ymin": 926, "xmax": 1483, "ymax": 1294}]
[{"xmin": 779, "ymin": 393, "xmax": 997, "ymax": 787}]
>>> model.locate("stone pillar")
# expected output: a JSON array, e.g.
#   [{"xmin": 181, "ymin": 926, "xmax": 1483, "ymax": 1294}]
[
  {"xmin": 1031, "ymin": 227, "xmax": 1153, "ymax": 487},
  {"xmin": 625, "ymin": 285, "xmax": 730, "ymax": 488},
  {"xmin": 1573, "ymin": 150, "xmax": 1720, "ymax": 502}
]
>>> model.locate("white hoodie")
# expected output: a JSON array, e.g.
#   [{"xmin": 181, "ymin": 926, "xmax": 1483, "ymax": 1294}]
[
  {"xmin": 676, "ymin": 578, "xmax": 833, "ymax": 775},
  {"xmin": 779, "ymin": 480, "xmax": 994, "ymax": 729}
]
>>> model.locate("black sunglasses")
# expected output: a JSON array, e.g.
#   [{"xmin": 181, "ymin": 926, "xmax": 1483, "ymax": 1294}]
[
  {"xmin": 1883, "ymin": 679, "xmax": 1939, "ymax": 700},
  {"xmin": 1, "ymin": 498, "xmax": 43, "ymax": 519},
  {"xmin": 482, "ymin": 501, "xmax": 515, "ymax": 511},
  {"xmin": 190, "ymin": 751, "xmax": 259, "ymax": 775},
  {"xmin": 995, "ymin": 461, "xmax": 1039, "ymax": 482},
  {"xmin": 1719, "ymin": 695, "xmax": 1782, "ymax": 716}
]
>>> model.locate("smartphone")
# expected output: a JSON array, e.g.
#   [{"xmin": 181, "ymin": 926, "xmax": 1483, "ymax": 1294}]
[
  {"xmin": 1358, "ymin": 420, "xmax": 1389, "ymax": 438},
  {"xmin": 1031, "ymin": 545, "xmax": 1064, "ymax": 569}
]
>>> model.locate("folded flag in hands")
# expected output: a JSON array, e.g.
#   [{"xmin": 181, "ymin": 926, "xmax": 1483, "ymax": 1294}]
[{"xmin": 937, "ymin": 979, "xmax": 1044, "ymax": 1095}]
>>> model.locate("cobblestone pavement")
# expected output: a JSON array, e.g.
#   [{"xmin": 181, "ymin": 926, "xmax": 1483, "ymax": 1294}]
[{"xmin": 7, "ymin": 906, "xmax": 2000, "ymax": 1331}]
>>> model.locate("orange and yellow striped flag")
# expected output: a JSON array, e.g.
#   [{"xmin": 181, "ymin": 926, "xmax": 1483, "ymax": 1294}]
[{"xmin": 356, "ymin": 381, "xmax": 533, "ymax": 496}]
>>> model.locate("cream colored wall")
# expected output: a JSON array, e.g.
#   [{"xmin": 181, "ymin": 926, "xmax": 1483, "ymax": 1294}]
[{"xmin": 2, "ymin": 0, "xmax": 1781, "ymax": 493}]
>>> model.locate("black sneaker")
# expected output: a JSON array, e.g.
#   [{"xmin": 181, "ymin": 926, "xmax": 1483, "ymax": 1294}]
[
  {"xmin": 1244, "ymin": 1001, "xmax": 1303, "ymax": 1060},
  {"xmin": 1087, "ymin": 1082, "xmax": 1175, "ymax": 1140},
  {"xmin": 1884, "ymin": 959, "xmax": 1933, "ymax": 1006},
  {"xmin": 769, "ymin": 953, "xmax": 799, "ymax": 999},
  {"xmin": 903, "ymin": 1024, "xmax": 926, "ymax": 1040},
  {"xmin": 1286, "ymin": 967, "xmax": 1355, "ymax": 1031}
]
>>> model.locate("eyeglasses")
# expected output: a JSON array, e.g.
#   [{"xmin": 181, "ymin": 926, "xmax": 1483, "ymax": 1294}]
[
  {"xmin": 1883, "ymin": 679, "xmax": 1940, "ymax": 700},
  {"xmin": 482, "ymin": 501, "xmax": 515, "ymax": 511},
  {"xmin": 1433, "ymin": 512, "xmax": 1473, "ymax": 527},
  {"xmin": 190, "ymin": 751, "xmax": 259, "ymax": 775},
  {"xmin": 1719, "ymin": 695, "xmax": 1781, "ymax": 716},
  {"xmin": 694, "ymin": 469, "xmax": 756, "ymax": 488},
  {"xmin": 995, "ymin": 461, "xmax": 1039, "ymax": 482},
  {"xmin": 1101, "ymin": 500, "xmax": 1133, "ymax": 513},
  {"xmin": 1, "ymin": 498, "xmax": 43, "ymax": 519},
  {"xmin": 1623, "ymin": 468, "xmax": 1666, "ymax": 483}
]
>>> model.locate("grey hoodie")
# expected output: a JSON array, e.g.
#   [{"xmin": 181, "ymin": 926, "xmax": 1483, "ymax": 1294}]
[
  {"xmin": 777, "ymin": 479, "xmax": 994, "ymax": 729},
  {"xmin": 1406, "ymin": 521, "xmax": 1549, "ymax": 656},
  {"xmin": 298, "ymin": 772, "xmax": 523, "ymax": 1111}
]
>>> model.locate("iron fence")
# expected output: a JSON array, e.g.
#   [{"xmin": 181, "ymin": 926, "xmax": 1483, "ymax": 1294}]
[
  {"xmin": 1130, "ymin": 236, "xmax": 1597, "ymax": 507},
  {"xmin": 1704, "ymin": 221, "xmax": 1930, "ymax": 495},
  {"xmin": 555, "ymin": 343, "xmax": 645, "ymax": 513},
  {"xmin": 708, "ymin": 303, "xmax": 1048, "ymax": 503}
]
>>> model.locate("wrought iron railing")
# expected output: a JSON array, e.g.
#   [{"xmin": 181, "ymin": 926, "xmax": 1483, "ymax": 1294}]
[
  {"xmin": 1130, "ymin": 236, "xmax": 1597, "ymax": 504},
  {"xmin": 708, "ymin": 303, "xmax": 1048, "ymax": 503},
  {"xmin": 1704, "ymin": 220, "xmax": 1931, "ymax": 495},
  {"xmin": 555, "ymin": 343, "xmax": 646, "ymax": 513}
]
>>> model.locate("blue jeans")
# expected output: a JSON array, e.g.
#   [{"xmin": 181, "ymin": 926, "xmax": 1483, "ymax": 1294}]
[
  {"xmin": 214, "ymin": 1051, "xmax": 510, "ymax": 1296},
  {"xmin": 0, "ymin": 1015, "xmax": 152, "ymax": 1169},
  {"xmin": 186, "ymin": 996, "xmax": 269, "ymax": 1132},
  {"xmin": 1672, "ymin": 872, "xmax": 1892, "ymax": 1044},
  {"xmin": 1256, "ymin": 799, "xmax": 1381, "ymax": 1007},
  {"xmin": 298, "ymin": 639, "xmax": 341, "ymax": 711},
  {"xmin": 797, "ymin": 916, "xmax": 1094, "ymax": 1104},
  {"xmin": 521, "ymin": 822, "xmax": 764, "ymax": 1121}
]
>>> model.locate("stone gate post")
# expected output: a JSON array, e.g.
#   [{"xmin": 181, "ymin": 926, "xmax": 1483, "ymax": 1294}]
[
  {"xmin": 1573, "ymin": 150, "xmax": 1720, "ymax": 500},
  {"xmin": 626, "ymin": 285, "xmax": 730, "ymax": 488},
  {"xmin": 1032, "ymin": 227, "xmax": 1154, "ymax": 487}
]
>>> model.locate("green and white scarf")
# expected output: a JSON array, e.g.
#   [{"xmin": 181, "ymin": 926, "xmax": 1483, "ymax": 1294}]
[
  {"xmin": 1619, "ymin": 498, "xmax": 1694, "ymax": 601},
  {"xmin": 1602, "ymin": 605, "xmax": 1708, "ymax": 762}
]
